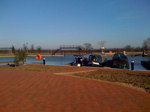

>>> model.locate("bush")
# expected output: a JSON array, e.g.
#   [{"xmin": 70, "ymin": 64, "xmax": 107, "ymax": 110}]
[{"xmin": 14, "ymin": 50, "xmax": 28, "ymax": 66}]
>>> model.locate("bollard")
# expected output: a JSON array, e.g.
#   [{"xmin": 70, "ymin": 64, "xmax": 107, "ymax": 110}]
[
  {"xmin": 142, "ymin": 50, "xmax": 145, "ymax": 57},
  {"xmin": 43, "ymin": 58, "xmax": 46, "ymax": 65},
  {"xmin": 131, "ymin": 61, "xmax": 134, "ymax": 70}
]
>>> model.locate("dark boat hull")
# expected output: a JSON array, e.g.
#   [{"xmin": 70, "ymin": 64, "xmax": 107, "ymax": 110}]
[
  {"xmin": 112, "ymin": 59, "xmax": 129, "ymax": 69},
  {"xmin": 141, "ymin": 61, "xmax": 150, "ymax": 70}
]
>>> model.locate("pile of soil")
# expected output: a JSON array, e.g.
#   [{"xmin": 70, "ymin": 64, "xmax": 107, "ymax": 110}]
[{"xmin": 72, "ymin": 69, "xmax": 150, "ymax": 93}]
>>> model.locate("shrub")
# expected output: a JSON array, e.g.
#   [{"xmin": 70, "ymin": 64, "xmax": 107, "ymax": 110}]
[{"xmin": 14, "ymin": 49, "xmax": 28, "ymax": 66}]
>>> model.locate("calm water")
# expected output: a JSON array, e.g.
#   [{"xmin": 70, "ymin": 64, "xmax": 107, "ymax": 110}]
[
  {"xmin": 27, "ymin": 54, "xmax": 74, "ymax": 65},
  {"xmin": 0, "ymin": 55, "xmax": 74, "ymax": 65},
  {"xmin": 127, "ymin": 55, "xmax": 149, "ymax": 71},
  {"xmin": 0, "ymin": 55, "xmax": 149, "ymax": 71}
]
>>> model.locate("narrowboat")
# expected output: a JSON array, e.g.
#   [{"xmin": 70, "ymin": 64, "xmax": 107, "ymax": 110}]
[
  {"xmin": 112, "ymin": 53, "xmax": 129, "ymax": 69},
  {"xmin": 73, "ymin": 53, "xmax": 103, "ymax": 67}
]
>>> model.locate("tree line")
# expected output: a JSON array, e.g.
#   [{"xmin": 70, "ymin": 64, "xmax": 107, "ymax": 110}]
[
  {"xmin": 0, "ymin": 37, "xmax": 150, "ymax": 54},
  {"xmin": 1, "ymin": 37, "xmax": 149, "ymax": 66}
]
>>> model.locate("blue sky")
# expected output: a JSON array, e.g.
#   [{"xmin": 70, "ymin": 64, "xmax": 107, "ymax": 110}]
[{"xmin": 0, "ymin": 0, "xmax": 150, "ymax": 49}]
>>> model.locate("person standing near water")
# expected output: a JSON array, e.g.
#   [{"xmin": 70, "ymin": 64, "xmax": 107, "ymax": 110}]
[{"xmin": 43, "ymin": 58, "xmax": 46, "ymax": 65}]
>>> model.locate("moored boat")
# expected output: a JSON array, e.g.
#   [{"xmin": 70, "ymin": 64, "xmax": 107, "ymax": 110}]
[
  {"xmin": 112, "ymin": 53, "xmax": 129, "ymax": 69},
  {"xmin": 141, "ymin": 61, "xmax": 150, "ymax": 70},
  {"xmin": 73, "ymin": 53, "xmax": 103, "ymax": 67}
]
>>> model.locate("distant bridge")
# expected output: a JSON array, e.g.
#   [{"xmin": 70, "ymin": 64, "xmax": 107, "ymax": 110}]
[
  {"xmin": 52, "ymin": 45, "xmax": 82, "ymax": 55},
  {"xmin": 59, "ymin": 45, "xmax": 82, "ymax": 50}
]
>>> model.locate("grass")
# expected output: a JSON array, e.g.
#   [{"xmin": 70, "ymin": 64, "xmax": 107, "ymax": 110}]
[
  {"xmin": 0, "ymin": 64, "xmax": 77, "ymax": 72},
  {"xmin": 70, "ymin": 69, "xmax": 150, "ymax": 93},
  {"xmin": 0, "ymin": 53, "xmax": 14, "ymax": 56},
  {"xmin": 0, "ymin": 62, "xmax": 14, "ymax": 64}
]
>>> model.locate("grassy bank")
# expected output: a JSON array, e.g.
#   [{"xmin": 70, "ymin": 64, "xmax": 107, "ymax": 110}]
[
  {"xmin": 0, "ymin": 62, "xmax": 14, "ymax": 64},
  {"xmin": 70, "ymin": 69, "xmax": 150, "ymax": 93},
  {"xmin": 0, "ymin": 64, "xmax": 78, "ymax": 72},
  {"xmin": 0, "ymin": 53, "xmax": 14, "ymax": 56}
]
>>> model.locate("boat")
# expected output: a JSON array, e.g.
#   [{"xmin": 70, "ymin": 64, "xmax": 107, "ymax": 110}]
[
  {"xmin": 87, "ymin": 54, "xmax": 103, "ymax": 67},
  {"xmin": 72, "ymin": 53, "xmax": 103, "ymax": 67},
  {"xmin": 141, "ymin": 61, "xmax": 150, "ymax": 70},
  {"xmin": 142, "ymin": 51, "xmax": 150, "ymax": 57},
  {"xmin": 112, "ymin": 53, "xmax": 129, "ymax": 69}
]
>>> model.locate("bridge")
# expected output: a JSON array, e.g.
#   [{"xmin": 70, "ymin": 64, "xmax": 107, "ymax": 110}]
[
  {"xmin": 52, "ymin": 45, "xmax": 82, "ymax": 55},
  {"xmin": 59, "ymin": 45, "xmax": 82, "ymax": 50}
]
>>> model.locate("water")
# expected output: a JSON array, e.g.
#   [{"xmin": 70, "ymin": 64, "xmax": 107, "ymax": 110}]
[
  {"xmin": 127, "ymin": 55, "xmax": 149, "ymax": 71},
  {"xmin": 0, "ymin": 57, "xmax": 15, "ymax": 62},
  {"xmin": 26, "ymin": 54, "xmax": 74, "ymax": 65},
  {"xmin": 0, "ymin": 55, "xmax": 149, "ymax": 71},
  {"xmin": 0, "ymin": 55, "xmax": 74, "ymax": 65}
]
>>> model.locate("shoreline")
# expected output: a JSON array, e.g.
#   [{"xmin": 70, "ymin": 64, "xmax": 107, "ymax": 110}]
[
  {"xmin": 28, "ymin": 54, "xmax": 64, "ymax": 57},
  {"xmin": 0, "ymin": 54, "xmax": 65, "ymax": 57},
  {"xmin": 0, "ymin": 63, "xmax": 149, "ymax": 72}
]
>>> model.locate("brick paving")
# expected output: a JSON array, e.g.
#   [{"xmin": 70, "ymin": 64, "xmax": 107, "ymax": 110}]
[{"xmin": 0, "ymin": 68, "xmax": 150, "ymax": 112}]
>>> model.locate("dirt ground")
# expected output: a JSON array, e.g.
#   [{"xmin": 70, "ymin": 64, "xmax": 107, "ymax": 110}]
[
  {"xmin": 70, "ymin": 68, "xmax": 150, "ymax": 93},
  {"xmin": 0, "ymin": 65, "xmax": 150, "ymax": 112}
]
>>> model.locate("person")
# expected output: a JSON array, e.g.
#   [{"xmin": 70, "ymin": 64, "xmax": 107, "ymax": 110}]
[
  {"xmin": 75, "ymin": 57, "xmax": 78, "ymax": 64},
  {"xmin": 43, "ymin": 58, "xmax": 46, "ymax": 65},
  {"xmin": 123, "ymin": 50, "xmax": 126, "ymax": 55},
  {"xmin": 80, "ymin": 58, "xmax": 83, "ymax": 66}
]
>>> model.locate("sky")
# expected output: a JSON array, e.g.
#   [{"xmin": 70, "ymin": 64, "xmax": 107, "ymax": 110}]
[{"xmin": 0, "ymin": 0, "xmax": 150, "ymax": 49}]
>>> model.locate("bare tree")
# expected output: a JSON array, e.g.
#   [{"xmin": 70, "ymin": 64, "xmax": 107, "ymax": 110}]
[
  {"xmin": 83, "ymin": 43, "xmax": 93, "ymax": 53},
  {"xmin": 83, "ymin": 43, "xmax": 93, "ymax": 50},
  {"xmin": 142, "ymin": 37, "xmax": 150, "ymax": 50},
  {"xmin": 23, "ymin": 43, "xmax": 28, "ymax": 53},
  {"xmin": 37, "ymin": 46, "xmax": 42, "ymax": 53},
  {"xmin": 30, "ymin": 44, "xmax": 34, "ymax": 51},
  {"xmin": 124, "ymin": 45, "xmax": 133, "ymax": 52},
  {"xmin": 135, "ymin": 46, "xmax": 142, "ymax": 52},
  {"xmin": 78, "ymin": 46, "xmax": 83, "ymax": 55},
  {"xmin": 98, "ymin": 40, "xmax": 106, "ymax": 54},
  {"xmin": 11, "ymin": 45, "xmax": 16, "ymax": 54},
  {"xmin": 98, "ymin": 40, "xmax": 106, "ymax": 48}
]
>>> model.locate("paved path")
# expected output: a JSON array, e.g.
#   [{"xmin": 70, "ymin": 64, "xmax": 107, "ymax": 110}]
[{"xmin": 0, "ymin": 69, "xmax": 150, "ymax": 112}]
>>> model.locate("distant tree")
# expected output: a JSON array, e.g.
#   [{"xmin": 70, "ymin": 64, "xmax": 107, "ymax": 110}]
[
  {"xmin": 135, "ymin": 46, "xmax": 142, "ymax": 52},
  {"xmin": 11, "ymin": 45, "xmax": 16, "ymax": 54},
  {"xmin": 83, "ymin": 43, "xmax": 93, "ymax": 53},
  {"xmin": 142, "ymin": 37, "xmax": 150, "ymax": 50},
  {"xmin": 14, "ymin": 49, "xmax": 28, "ymax": 65},
  {"xmin": 37, "ymin": 46, "xmax": 42, "ymax": 53},
  {"xmin": 23, "ymin": 43, "xmax": 28, "ymax": 53},
  {"xmin": 124, "ymin": 45, "xmax": 133, "ymax": 52},
  {"xmin": 78, "ymin": 46, "xmax": 83, "ymax": 55},
  {"xmin": 97, "ymin": 41, "xmax": 106, "ymax": 54},
  {"xmin": 98, "ymin": 40, "xmax": 106, "ymax": 48},
  {"xmin": 83, "ymin": 43, "xmax": 93, "ymax": 50},
  {"xmin": 30, "ymin": 44, "xmax": 34, "ymax": 51}
]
